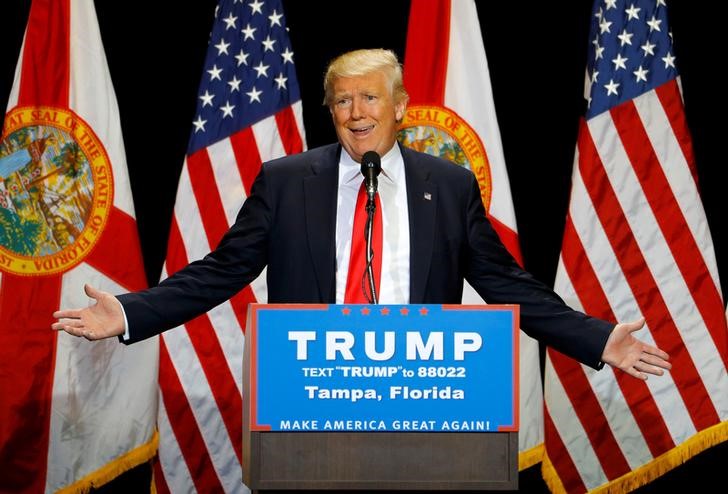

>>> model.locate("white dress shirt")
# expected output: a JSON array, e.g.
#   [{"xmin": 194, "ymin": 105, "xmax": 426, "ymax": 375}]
[{"xmin": 335, "ymin": 145, "xmax": 411, "ymax": 304}]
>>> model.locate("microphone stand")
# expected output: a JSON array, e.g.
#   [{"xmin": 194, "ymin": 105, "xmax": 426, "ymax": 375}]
[{"xmin": 364, "ymin": 194, "xmax": 378, "ymax": 304}]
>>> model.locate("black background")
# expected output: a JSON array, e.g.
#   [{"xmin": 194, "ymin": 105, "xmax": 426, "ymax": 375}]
[{"xmin": 1, "ymin": 1, "xmax": 726, "ymax": 492}]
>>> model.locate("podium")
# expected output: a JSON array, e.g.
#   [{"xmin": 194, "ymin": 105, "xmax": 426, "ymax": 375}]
[{"xmin": 242, "ymin": 304, "xmax": 519, "ymax": 492}]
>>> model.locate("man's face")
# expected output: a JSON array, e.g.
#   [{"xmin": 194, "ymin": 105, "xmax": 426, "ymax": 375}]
[{"xmin": 329, "ymin": 71, "xmax": 406, "ymax": 163}]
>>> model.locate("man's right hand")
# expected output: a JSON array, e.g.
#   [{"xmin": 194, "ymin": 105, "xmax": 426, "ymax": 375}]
[{"xmin": 52, "ymin": 284, "xmax": 125, "ymax": 340}]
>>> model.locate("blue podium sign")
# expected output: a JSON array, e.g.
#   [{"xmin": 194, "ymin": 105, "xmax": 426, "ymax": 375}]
[{"xmin": 246, "ymin": 304, "xmax": 518, "ymax": 433}]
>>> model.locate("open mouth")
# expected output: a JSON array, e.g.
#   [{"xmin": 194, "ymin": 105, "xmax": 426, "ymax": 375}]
[{"xmin": 350, "ymin": 125, "xmax": 374, "ymax": 136}]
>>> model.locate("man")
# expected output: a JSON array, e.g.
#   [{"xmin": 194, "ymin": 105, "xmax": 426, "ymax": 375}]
[{"xmin": 53, "ymin": 49, "xmax": 670, "ymax": 379}]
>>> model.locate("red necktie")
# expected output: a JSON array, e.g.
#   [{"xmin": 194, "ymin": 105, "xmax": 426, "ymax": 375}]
[{"xmin": 344, "ymin": 181, "xmax": 382, "ymax": 303}]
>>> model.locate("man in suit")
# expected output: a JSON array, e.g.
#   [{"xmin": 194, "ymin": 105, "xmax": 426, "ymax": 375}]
[{"xmin": 53, "ymin": 49, "xmax": 670, "ymax": 379}]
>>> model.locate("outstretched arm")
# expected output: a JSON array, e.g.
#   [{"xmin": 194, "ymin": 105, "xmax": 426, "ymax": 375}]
[
  {"xmin": 52, "ymin": 284, "xmax": 125, "ymax": 340},
  {"xmin": 601, "ymin": 318, "xmax": 671, "ymax": 380}
]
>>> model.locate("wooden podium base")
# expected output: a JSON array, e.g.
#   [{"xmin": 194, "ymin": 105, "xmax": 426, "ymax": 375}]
[{"xmin": 243, "ymin": 431, "xmax": 518, "ymax": 492}]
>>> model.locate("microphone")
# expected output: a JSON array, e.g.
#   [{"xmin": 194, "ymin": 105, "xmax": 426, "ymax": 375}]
[
  {"xmin": 359, "ymin": 151, "xmax": 381, "ymax": 304},
  {"xmin": 360, "ymin": 151, "xmax": 381, "ymax": 202}
]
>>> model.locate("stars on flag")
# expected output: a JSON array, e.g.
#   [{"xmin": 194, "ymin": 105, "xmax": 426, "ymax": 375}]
[
  {"xmin": 646, "ymin": 15, "xmax": 662, "ymax": 32},
  {"xmin": 235, "ymin": 49, "xmax": 249, "ymax": 66},
  {"xmin": 585, "ymin": 0, "xmax": 677, "ymax": 117},
  {"xmin": 633, "ymin": 65, "xmax": 649, "ymax": 82},
  {"xmin": 192, "ymin": 115, "xmax": 206, "ymax": 132},
  {"xmin": 253, "ymin": 61, "xmax": 269, "ymax": 77},
  {"xmin": 262, "ymin": 35, "xmax": 276, "ymax": 52},
  {"xmin": 274, "ymin": 73, "xmax": 287, "ymax": 89},
  {"xmin": 222, "ymin": 12, "xmax": 237, "ymax": 30},
  {"xmin": 246, "ymin": 86, "xmax": 262, "ymax": 103},
  {"xmin": 199, "ymin": 90, "xmax": 214, "ymax": 107},
  {"xmin": 214, "ymin": 39, "xmax": 230, "ymax": 55},
  {"xmin": 604, "ymin": 79, "xmax": 620, "ymax": 96},
  {"xmin": 207, "ymin": 64, "xmax": 222, "ymax": 81},
  {"xmin": 249, "ymin": 0, "xmax": 263, "ymax": 15},
  {"xmin": 228, "ymin": 75, "xmax": 242, "ymax": 92},
  {"xmin": 189, "ymin": 0, "xmax": 301, "ymax": 153},
  {"xmin": 625, "ymin": 4, "xmax": 640, "ymax": 20},
  {"xmin": 242, "ymin": 24, "xmax": 256, "ymax": 40},
  {"xmin": 220, "ymin": 101, "xmax": 235, "ymax": 118},
  {"xmin": 612, "ymin": 53, "xmax": 628, "ymax": 71},
  {"xmin": 617, "ymin": 29, "xmax": 633, "ymax": 46},
  {"xmin": 268, "ymin": 9, "xmax": 283, "ymax": 27}
]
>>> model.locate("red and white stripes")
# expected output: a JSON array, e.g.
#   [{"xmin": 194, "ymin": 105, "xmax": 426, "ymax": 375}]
[
  {"xmin": 544, "ymin": 79, "xmax": 728, "ymax": 493},
  {"xmin": 155, "ymin": 104, "xmax": 304, "ymax": 492}
]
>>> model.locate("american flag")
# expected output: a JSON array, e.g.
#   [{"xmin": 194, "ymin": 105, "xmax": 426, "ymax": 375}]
[
  {"xmin": 543, "ymin": 0, "xmax": 728, "ymax": 492},
  {"xmin": 154, "ymin": 0, "xmax": 305, "ymax": 491}
]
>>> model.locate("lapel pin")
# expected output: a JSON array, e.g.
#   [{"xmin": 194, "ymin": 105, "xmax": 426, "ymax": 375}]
[{"xmin": 424, "ymin": 192, "xmax": 432, "ymax": 201}]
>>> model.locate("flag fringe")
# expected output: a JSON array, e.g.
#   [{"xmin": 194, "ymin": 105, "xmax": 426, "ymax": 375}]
[
  {"xmin": 541, "ymin": 446, "xmax": 568, "ymax": 494},
  {"xmin": 541, "ymin": 420, "xmax": 728, "ymax": 494},
  {"xmin": 519, "ymin": 442, "xmax": 544, "ymax": 471},
  {"xmin": 55, "ymin": 430, "xmax": 159, "ymax": 494}
]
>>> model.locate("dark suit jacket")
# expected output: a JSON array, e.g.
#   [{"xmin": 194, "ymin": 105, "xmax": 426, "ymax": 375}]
[{"xmin": 119, "ymin": 143, "xmax": 612, "ymax": 368}]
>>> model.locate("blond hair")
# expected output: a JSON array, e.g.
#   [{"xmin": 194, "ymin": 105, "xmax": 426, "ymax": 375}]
[{"xmin": 323, "ymin": 49, "xmax": 409, "ymax": 106}]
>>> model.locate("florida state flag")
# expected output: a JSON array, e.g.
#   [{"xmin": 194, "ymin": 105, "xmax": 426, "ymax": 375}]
[
  {"xmin": 400, "ymin": 0, "xmax": 544, "ymax": 469},
  {"xmin": 0, "ymin": 1, "xmax": 158, "ymax": 491}
]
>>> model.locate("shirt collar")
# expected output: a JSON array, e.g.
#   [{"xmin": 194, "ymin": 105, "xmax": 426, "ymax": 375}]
[{"xmin": 339, "ymin": 143, "xmax": 404, "ymax": 186}]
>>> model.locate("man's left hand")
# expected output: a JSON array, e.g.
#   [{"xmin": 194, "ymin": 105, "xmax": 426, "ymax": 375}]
[{"xmin": 601, "ymin": 318, "xmax": 671, "ymax": 380}]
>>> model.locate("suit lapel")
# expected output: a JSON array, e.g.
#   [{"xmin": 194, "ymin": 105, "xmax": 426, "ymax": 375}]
[
  {"xmin": 403, "ymin": 147, "xmax": 437, "ymax": 303},
  {"xmin": 303, "ymin": 145, "xmax": 340, "ymax": 302}
]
